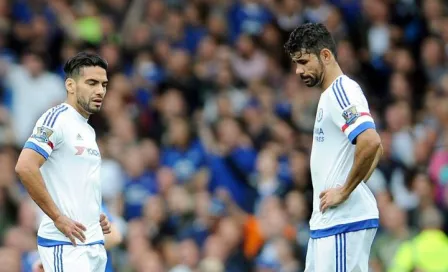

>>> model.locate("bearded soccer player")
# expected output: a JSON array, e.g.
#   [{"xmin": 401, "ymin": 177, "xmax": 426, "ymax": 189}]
[
  {"xmin": 284, "ymin": 23, "xmax": 383, "ymax": 272},
  {"xmin": 15, "ymin": 52, "xmax": 112, "ymax": 271}
]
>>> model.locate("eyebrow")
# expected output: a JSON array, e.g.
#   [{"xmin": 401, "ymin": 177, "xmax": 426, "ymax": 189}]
[{"xmin": 86, "ymin": 79, "xmax": 108, "ymax": 84}]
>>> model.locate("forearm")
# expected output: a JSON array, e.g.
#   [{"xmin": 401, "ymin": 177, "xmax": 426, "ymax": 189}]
[
  {"xmin": 104, "ymin": 224, "xmax": 122, "ymax": 250},
  {"xmin": 362, "ymin": 144, "xmax": 383, "ymax": 182},
  {"xmin": 342, "ymin": 141, "xmax": 381, "ymax": 197},
  {"xmin": 16, "ymin": 167, "xmax": 61, "ymax": 221}
]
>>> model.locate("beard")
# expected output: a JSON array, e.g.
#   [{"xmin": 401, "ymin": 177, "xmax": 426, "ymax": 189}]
[
  {"xmin": 77, "ymin": 94, "xmax": 101, "ymax": 115},
  {"xmin": 301, "ymin": 59, "xmax": 325, "ymax": 88}
]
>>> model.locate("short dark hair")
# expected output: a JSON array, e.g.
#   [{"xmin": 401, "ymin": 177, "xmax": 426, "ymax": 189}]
[
  {"xmin": 284, "ymin": 23, "xmax": 337, "ymax": 59},
  {"xmin": 63, "ymin": 52, "xmax": 108, "ymax": 79}
]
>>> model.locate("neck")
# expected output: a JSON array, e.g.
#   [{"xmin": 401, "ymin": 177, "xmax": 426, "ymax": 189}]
[
  {"xmin": 65, "ymin": 98, "xmax": 90, "ymax": 119},
  {"xmin": 321, "ymin": 63, "xmax": 344, "ymax": 91}
]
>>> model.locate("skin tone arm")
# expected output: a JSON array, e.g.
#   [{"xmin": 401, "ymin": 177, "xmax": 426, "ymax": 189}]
[
  {"xmin": 362, "ymin": 144, "xmax": 383, "ymax": 182},
  {"xmin": 320, "ymin": 129, "xmax": 382, "ymax": 212},
  {"xmin": 15, "ymin": 149, "xmax": 87, "ymax": 245},
  {"xmin": 104, "ymin": 222, "xmax": 123, "ymax": 250}
]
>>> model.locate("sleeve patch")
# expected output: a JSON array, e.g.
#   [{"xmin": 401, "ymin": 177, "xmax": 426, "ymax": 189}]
[
  {"xmin": 31, "ymin": 126, "xmax": 54, "ymax": 144},
  {"xmin": 342, "ymin": 106, "xmax": 360, "ymax": 125}
]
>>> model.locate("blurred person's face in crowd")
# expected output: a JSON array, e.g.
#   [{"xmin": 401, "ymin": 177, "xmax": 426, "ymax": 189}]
[
  {"xmin": 157, "ymin": 167, "xmax": 176, "ymax": 196},
  {"xmin": 198, "ymin": 36, "xmax": 218, "ymax": 61},
  {"xmin": 137, "ymin": 251, "xmax": 164, "ymax": 272},
  {"xmin": 100, "ymin": 44, "xmax": 120, "ymax": 70},
  {"xmin": 195, "ymin": 191, "xmax": 211, "ymax": 220},
  {"xmin": 392, "ymin": 49, "xmax": 415, "ymax": 73},
  {"xmin": 144, "ymin": 195, "xmax": 166, "ymax": 224},
  {"xmin": 217, "ymin": 118, "xmax": 241, "ymax": 149},
  {"xmin": 257, "ymin": 149, "xmax": 278, "ymax": 177},
  {"xmin": 285, "ymin": 191, "xmax": 308, "ymax": 222},
  {"xmin": 289, "ymin": 150, "xmax": 308, "ymax": 183},
  {"xmin": 203, "ymin": 235, "xmax": 227, "ymax": 262},
  {"xmin": 146, "ymin": 0, "xmax": 165, "ymax": 22},
  {"xmin": 237, "ymin": 35, "xmax": 256, "ymax": 58},
  {"xmin": 216, "ymin": 67, "xmax": 234, "ymax": 89},
  {"xmin": 381, "ymin": 203, "xmax": 406, "ymax": 233},
  {"xmin": 161, "ymin": 239, "xmax": 180, "ymax": 269},
  {"xmin": 18, "ymin": 200, "xmax": 37, "ymax": 231},
  {"xmin": 421, "ymin": 37, "xmax": 444, "ymax": 67},
  {"xmin": 22, "ymin": 53, "xmax": 45, "ymax": 77},
  {"xmin": 207, "ymin": 15, "xmax": 227, "ymax": 41},
  {"xmin": 140, "ymin": 138, "xmax": 160, "ymax": 169},
  {"xmin": 4, "ymin": 227, "xmax": 36, "ymax": 253},
  {"xmin": 337, "ymin": 40, "xmax": 357, "ymax": 73},
  {"xmin": 109, "ymin": 73, "xmax": 132, "ymax": 97},
  {"xmin": 217, "ymin": 217, "xmax": 242, "ymax": 252},
  {"xmin": 389, "ymin": 73, "xmax": 412, "ymax": 101},
  {"xmin": 160, "ymin": 89, "xmax": 186, "ymax": 118},
  {"xmin": 122, "ymin": 146, "xmax": 145, "ymax": 177},
  {"xmin": 0, "ymin": 248, "xmax": 21, "ymax": 272},
  {"xmin": 412, "ymin": 173, "xmax": 433, "ymax": 202},
  {"xmin": 168, "ymin": 118, "xmax": 190, "ymax": 147},
  {"xmin": 385, "ymin": 102, "xmax": 411, "ymax": 132},
  {"xmin": 216, "ymin": 95, "xmax": 234, "ymax": 118},
  {"xmin": 167, "ymin": 186, "xmax": 193, "ymax": 215},
  {"xmin": 423, "ymin": 0, "xmax": 443, "ymax": 20},
  {"xmin": 179, "ymin": 239, "xmax": 200, "ymax": 269}
]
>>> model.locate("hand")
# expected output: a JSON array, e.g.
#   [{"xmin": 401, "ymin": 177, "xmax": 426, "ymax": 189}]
[
  {"xmin": 54, "ymin": 215, "xmax": 86, "ymax": 246},
  {"xmin": 32, "ymin": 260, "xmax": 44, "ymax": 272},
  {"xmin": 100, "ymin": 213, "xmax": 111, "ymax": 234},
  {"xmin": 319, "ymin": 187, "xmax": 348, "ymax": 213}
]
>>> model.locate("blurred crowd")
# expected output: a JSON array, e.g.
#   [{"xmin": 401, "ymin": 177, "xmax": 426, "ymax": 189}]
[{"xmin": 1, "ymin": 0, "xmax": 448, "ymax": 271}]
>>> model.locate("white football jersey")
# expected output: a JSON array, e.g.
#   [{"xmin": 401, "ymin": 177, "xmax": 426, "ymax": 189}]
[
  {"xmin": 309, "ymin": 75, "xmax": 379, "ymax": 239},
  {"xmin": 24, "ymin": 103, "xmax": 104, "ymax": 246}
]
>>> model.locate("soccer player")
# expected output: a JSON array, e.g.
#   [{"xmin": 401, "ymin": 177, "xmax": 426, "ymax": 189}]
[
  {"xmin": 284, "ymin": 23, "xmax": 383, "ymax": 271},
  {"xmin": 15, "ymin": 52, "xmax": 111, "ymax": 271}
]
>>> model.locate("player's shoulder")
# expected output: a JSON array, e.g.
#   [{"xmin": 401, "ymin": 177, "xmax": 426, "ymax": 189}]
[
  {"xmin": 37, "ymin": 103, "xmax": 70, "ymax": 129},
  {"xmin": 327, "ymin": 75, "xmax": 364, "ymax": 105}
]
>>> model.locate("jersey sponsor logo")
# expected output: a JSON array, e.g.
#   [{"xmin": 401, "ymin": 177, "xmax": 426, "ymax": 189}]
[
  {"xmin": 75, "ymin": 146, "xmax": 100, "ymax": 157},
  {"xmin": 317, "ymin": 108, "xmax": 323, "ymax": 122},
  {"xmin": 31, "ymin": 126, "xmax": 54, "ymax": 144},
  {"xmin": 342, "ymin": 106, "xmax": 360, "ymax": 125},
  {"xmin": 314, "ymin": 127, "xmax": 324, "ymax": 142}
]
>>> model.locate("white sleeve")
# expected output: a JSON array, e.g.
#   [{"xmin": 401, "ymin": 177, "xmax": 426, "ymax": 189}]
[
  {"xmin": 23, "ymin": 107, "xmax": 66, "ymax": 160},
  {"xmin": 328, "ymin": 77, "xmax": 376, "ymax": 144}
]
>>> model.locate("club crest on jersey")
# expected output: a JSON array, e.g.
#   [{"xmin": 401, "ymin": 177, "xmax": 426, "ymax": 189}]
[
  {"xmin": 31, "ymin": 126, "xmax": 53, "ymax": 143},
  {"xmin": 342, "ymin": 106, "xmax": 360, "ymax": 125},
  {"xmin": 317, "ymin": 108, "xmax": 323, "ymax": 122}
]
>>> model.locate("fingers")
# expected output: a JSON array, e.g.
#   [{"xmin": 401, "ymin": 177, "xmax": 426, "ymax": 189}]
[
  {"xmin": 68, "ymin": 234, "xmax": 77, "ymax": 247},
  {"xmin": 72, "ymin": 228, "xmax": 86, "ymax": 244},
  {"xmin": 319, "ymin": 190, "xmax": 328, "ymax": 199},
  {"xmin": 99, "ymin": 213, "xmax": 106, "ymax": 221},
  {"xmin": 75, "ymin": 221, "xmax": 87, "ymax": 231},
  {"xmin": 76, "ymin": 226, "xmax": 87, "ymax": 241}
]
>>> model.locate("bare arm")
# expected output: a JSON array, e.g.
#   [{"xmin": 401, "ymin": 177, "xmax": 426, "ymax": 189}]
[
  {"xmin": 104, "ymin": 223, "xmax": 123, "ymax": 250},
  {"xmin": 15, "ymin": 149, "xmax": 62, "ymax": 221},
  {"xmin": 15, "ymin": 149, "xmax": 86, "ymax": 245},
  {"xmin": 362, "ymin": 144, "xmax": 383, "ymax": 182},
  {"xmin": 341, "ymin": 129, "xmax": 382, "ymax": 197}
]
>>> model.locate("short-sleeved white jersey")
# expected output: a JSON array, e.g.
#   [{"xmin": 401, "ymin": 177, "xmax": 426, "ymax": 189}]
[
  {"xmin": 24, "ymin": 103, "xmax": 104, "ymax": 246},
  {"xmin": 309, "ymin": 75, "xmax": 379, "ymax": 239}
]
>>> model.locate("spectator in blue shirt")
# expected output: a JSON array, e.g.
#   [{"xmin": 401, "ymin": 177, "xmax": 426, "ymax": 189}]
[{"xmin": 161, "ymin": 117, "xmax": 207, "ymax": 188}]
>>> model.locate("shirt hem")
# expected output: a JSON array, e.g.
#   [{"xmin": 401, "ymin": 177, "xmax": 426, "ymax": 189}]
[{"xmin": 310, "ymin": 218, "xmax": 379, "ymax": 239}]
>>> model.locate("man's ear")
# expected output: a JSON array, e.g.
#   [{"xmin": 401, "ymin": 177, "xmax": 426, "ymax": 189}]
[
  {"xmin": 320, "ymin": 49, "xmax": 333, "ymax": 64},
  {"xmin": 65, "ymin": 78, "xmax": 75, "ymax": 94}
]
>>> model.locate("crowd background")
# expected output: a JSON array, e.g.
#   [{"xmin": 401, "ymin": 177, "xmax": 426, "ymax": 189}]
[{"xmin": 1, "ymin": 0, "xmax": 448, "ymax": 271}]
